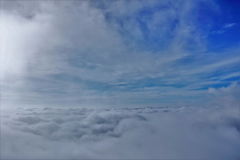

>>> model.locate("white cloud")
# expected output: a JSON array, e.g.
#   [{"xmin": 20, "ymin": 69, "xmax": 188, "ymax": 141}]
[
  {"xmin": 212, "ymin": 22, "xmax": 237, "ymax": 34},
  {"xmin": 223, "ymin": 23, "xmax": 236, "ymax": 29},
  {"xmin": 1, "ymin": 1, "xmax": 239, "ymax": 159},
  {"xmin": 1, "ymin": 105, "xmax": 240, "ymax": 159},
  {"xmin": 0, "ymin": 0, "xmax": 239, "ymax": 107},
  {"xmin": 0, "ymin": 12, "xmax": 48, "ymax": 80},
  {"xmin": 208, "ymin": 82, "xmax": 240, "ymax": 109}
]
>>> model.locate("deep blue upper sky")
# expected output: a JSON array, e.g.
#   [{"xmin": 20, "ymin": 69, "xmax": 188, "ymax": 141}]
[{"xmin": 198, "ymin": 0, "xmax": 240, "ymax": 51}]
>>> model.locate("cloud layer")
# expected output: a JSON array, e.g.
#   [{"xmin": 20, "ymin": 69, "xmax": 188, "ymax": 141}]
[
  {"xmin": 1, "ymin": 83, "xmax": 240, "ymax": 159},
  {"xmin": 1, "ymin": 104, "xmax": 240, "ymax": 160}
]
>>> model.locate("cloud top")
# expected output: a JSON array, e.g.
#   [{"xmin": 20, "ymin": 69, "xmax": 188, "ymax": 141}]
[{"xmin": 1, "ymin": 105, "xmax": 240, "ymax": 159}]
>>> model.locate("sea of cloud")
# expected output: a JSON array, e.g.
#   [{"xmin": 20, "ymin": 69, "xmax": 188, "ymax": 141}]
[{"xmin": 1, "ymin": 104, "xmax": 240, "ymax": 160}]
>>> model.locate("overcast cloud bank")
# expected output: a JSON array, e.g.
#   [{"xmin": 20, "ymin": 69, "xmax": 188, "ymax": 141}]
[
  {"xmin": 1, "ymin": 103, "xmax": 240, "ymax": 160},
  {"xmin": 2, "ymin": 83, "xmax": 239, "ymax": 159}
]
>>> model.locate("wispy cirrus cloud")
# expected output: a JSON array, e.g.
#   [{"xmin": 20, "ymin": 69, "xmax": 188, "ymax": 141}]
[
  {"xmin": 0, "ymin": 0, "xmax": 239, "ymax": 107},
  {"xmin": 223, "ymin": 23, "xmax": 236, "ymax": 29}
]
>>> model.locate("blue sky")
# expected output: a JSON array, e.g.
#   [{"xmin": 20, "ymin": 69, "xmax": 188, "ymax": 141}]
[
  {"xmin": 1, "ymin": 0, "xmax": 240, "ymax": 107},
  {"xmin": 197, "ymin": 0, "xmax": 240, "ymax": 51}
]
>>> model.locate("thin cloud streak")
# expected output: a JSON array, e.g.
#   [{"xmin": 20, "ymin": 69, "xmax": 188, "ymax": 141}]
[{"xmin": 0, "ymin": 0, "xmax": 239, "ymax": 107}]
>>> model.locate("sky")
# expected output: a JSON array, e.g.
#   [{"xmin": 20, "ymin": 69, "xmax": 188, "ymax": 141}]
[
  {"xmin": 1, "ymin": 1, "xmax": 240, "ymax": 159},
  {"xmin": 0, "ymin": 0, "xmax": 240, "ymax": 107}
]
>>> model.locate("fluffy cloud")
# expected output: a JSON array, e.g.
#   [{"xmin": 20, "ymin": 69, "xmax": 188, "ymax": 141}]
[
  {"xmin": 1, "ymin": 105, "xmax": 240, "ymax": 159},
  {"xmin": 208, "ymin": 82, "xmax": 240, "ymax": 108}
]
